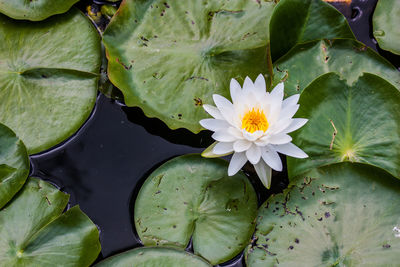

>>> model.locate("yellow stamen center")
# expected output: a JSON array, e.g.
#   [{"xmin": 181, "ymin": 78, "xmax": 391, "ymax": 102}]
[{"xmin": 241, "ymin": 108, "xmax": 269, "ymax": 133}]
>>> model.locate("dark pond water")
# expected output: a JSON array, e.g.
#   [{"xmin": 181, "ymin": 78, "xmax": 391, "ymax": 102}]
[{"xmin": 29, "ymin": 0, "xmax": 400, "ymax": 266}]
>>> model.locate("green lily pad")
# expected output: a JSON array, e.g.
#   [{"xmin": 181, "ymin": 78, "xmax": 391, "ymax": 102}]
[
  {"xmin": 373, "ymin": 0, "xmax": 400, "ymax": 55},
  {"xmin": 0, "ymin": 123, "xmax": 29, "ymax": 209},
  {"xmin": 0, "ymin": 9, "xmax": 100, "ymax": 154},
  {"xmin": 0, "ymin": 177, "xmax": 101, "ymax": 266},
  {"xmin": 273, "ymin": 39, "xmax": 400, "ymax": 96},
  {"xmin": 288, "ymin": 73, "xmax": 400, "ymax": 179},
  {"xmin": 0, "ymin": 0, "xmax": 79, "ymax": 21},
  {"xmin": 134, "ymin": 154, "xmax": 257, "ymax": 265},
  {"xmin": 269, "ymin": 0, "xmax": 354, "ymax": 61},
  {"xmin": 95, "ymin": 247, "xmax": 211, "ymax": 267},
  {"xmin": 103, "ymin": 0, "xmax": 276, "ymax": 133},
  {"xmin": 246, "ymin": 163, "xmax": 400, "ymax": 266}
]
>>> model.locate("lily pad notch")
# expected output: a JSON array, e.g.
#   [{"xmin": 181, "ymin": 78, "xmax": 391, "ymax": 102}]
[
  {"xmin": 0, "ymin": 9, "xmax": 101, "ymax": 154},
  {"xmin": 0, "ymin": 177, "xmax": 101, "ymax": 267},
  {"xmin": 134, "ymin": 154, "xmax": 258, "ymax": 265},
  {"xmin": 103, "ymin": 0, "xmax": 277, "ymax": 133}
]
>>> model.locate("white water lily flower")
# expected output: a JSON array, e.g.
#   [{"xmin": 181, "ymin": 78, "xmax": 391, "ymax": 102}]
[{"xmin": 200, "ymin": 74, "xmax": 308, "ymax": 189}]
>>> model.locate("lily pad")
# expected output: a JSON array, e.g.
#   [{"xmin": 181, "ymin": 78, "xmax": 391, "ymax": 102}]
[
  {"xmin": 103, "ymin": 0, "xmax": 276, "ymax": 133},
  {"xmin": 0, "ymin": 0, "xmax": 79, "ymax": 21},
  {"xmin": 95, "ymin": 247, "xmax": 211, "ymax": 267},
  {"xmin": 288, "ymin": 73, "xmax": 400, "ymax": 179},
  {"xmin": 134, "ymin": 154, "xmax": 257, "ymax": 265},
  {"xmin": 0, "ymin": 123, "xmax": 29, "ymax": 209},
  {"xmin": 269, "ymin": 0, "xmax": 354, "ymax": 61},
  {"xmin": 373, "ymin": 0, "xmax": 400, "ymax": 55},
  {"xmin": 246, "ymin": 163, "xmax": 400, "ymax": 266},
  {"xmin": 0, "ymin": 9, "xmax": 100, "ymax": 154},
  {"xmin": 0, "ymin": 177, "xmax": 101, "ymax": 266},
  {"xmin": 273, "ymin": 39, "xmax": 400, "ymax": 96}
]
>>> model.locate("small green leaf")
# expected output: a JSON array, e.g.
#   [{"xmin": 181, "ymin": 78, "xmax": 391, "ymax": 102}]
[
  {"xmin": 0, "ymin": 0, "xmax": 79, "ymax": 21},
  {"xmin": 0, "ymin": 177, "xmax": 101, "ymax": 267},
  {"xmin": 95, "ymin": 247, "xmax": 211, "ymax": 267},
  {"xmin": 288, "ymin": 73, "xmax": 400, "ymax": 179},
  {"xmin": 134, "ymin": 154, "xmax": 257, "ymax": 265},
  {"xmin": 0, "ymin": 9, "xmax": 101, "ymax": 154},
  {"xmin": 103, "ymin": 0, "xmax": 276, "ymax": 133},
  {"xmin": 273, "ymin": 39, "xmax": 400, "ymax": 96},
  {"xmin": 269, "ymin": 0, "xmax": 354, "ymax": 61},
  {"xmin": 0, "ymin": 123, "xmax": 29, "ymax": 209},
  {"xmin": 373, "ymin": 0, "xmax": 400, "ymax": 55},
  {"xmin": 246, "ymin": 163, "xmax": 400, "ymax": 266}
]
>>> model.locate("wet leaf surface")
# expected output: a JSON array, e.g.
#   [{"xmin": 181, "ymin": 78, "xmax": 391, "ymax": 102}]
[
  {"xmin": 246, "ymin": 163, "xmax": 400, "ymax": 266},
  {"xmin": 269, "ymin": 0, "xmax": 354, "ymax": 61},
  {"xmin": 0, "ymin": 9, "xmax": 101, "ymax": 154},
  {"xmin": 0, "ymin": 178, "xmax": 101, "ymax": 266},
  {"xmin": 0, "ymin": 0, "xmax": 79, "ymax": 21},
  {"xmin": 373, "ymin": 0, "xmax": 400, "ymax": 55},
  {"xmin": 134, "ymin": 154, "xmax": 258, "ymax": 265},
  {"xmin": 103, "ymin": 0, "xmax": 276, "ymax": 133},
  {"xmin": 273, "ymin": 39, "xmax": 400, "ymax": 96},
  {"xmin": 288, "ymin": 73, "xmax": 400, "ymax": 179},
  {"xmin": 95, "ymin": 246, "xmax": 211, "ymax": 267},
  {"xmin": 0, "ymin": 123, "xmax": 29, "ymax": 209}
]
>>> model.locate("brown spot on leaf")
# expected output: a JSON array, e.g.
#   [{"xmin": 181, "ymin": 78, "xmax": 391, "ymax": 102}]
[{"xmin": 194, "ymin": 97, "xmax": 203, "ymax": 106}]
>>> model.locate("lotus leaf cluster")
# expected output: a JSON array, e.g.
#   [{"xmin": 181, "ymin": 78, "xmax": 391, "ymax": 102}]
[{"xmin": 0, "ymin": 0, "xmax": 399, "ymax": 266}]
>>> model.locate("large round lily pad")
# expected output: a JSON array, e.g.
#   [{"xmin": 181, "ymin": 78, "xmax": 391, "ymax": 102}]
[
  {"xmin": 0, "ymin": 177, "xmax": 101, "ymax": 266},
  {"xmin": 246, "ymin": 163, "xmax": 400, "ymax": 266},
  {"xmin": 134, "ymin": 154, "xmax": 257, "ymax": 265},
  {"xmin": 373, "ymin": 0, "xmax": 400, "ymax": 55},
  {"xmin": 288, "ymin": 73, "xmax": 400, "ymax": 179},
  {"xmin": 0, "ymin": 123, "xmax": 29, "ymax": 209},
  {"xmin": 95, "ymin": 247, "xmax": 211, "ymax": 267},
  {"xmin": 273, "ymin": 39, "xmax": 400, "ymax": 96},
  {"xmin": 269, "ymin": 0, "xmax": 354, "ymax": 61},
  {"xmin": 0, "ymin": 9, "xmax": 100, "ymax": 155},
  {"xmin": 0, "ymin": 0, "xmax": 79, "ymax": 21},
  {"xmin": 103, "ymin": 0, "xmax": 276, "ymax": 133}
]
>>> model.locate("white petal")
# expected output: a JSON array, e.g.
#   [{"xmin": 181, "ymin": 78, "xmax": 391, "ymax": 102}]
[
  {"xmin": 228, "ymin": 127, "xmax": 243, "ymax": 139},
  {"xmin": 213, "ymin": 94, "xmax": 240, "ymax": 127},
  {"xmin": 228, "ymin": 152, "xmax": 247, "ymax": 176},
  {"xmin": 203, "ymin": 104, "xmax": 224, "ymax": 120},
  {"xmin": 212, "ymin": 130, "xmax": 237, "ymax": 142},
  {"xmin": 274, "ymin": 143, "xmax": 308, "ymax": 158},
  {"xmin": 268, "ymin": 133, "xmax": 292, "ymax": 145},
  {"xmin": 254, "ymin": 160, "xmax": 272, "ymax": 189},
  {"xmin": 213, "ymin": 142, "xmax": 234, "ymax": 155},
  {"xmin": 243, "ymin": 130, "xmax": 264, "ymax": 141},
  {"xmin": 230, "ymin": 78, "xmax": 242, "ymax": 104},
  {"xmin": 243, "ymin": 76, "xmax": 254, "ymax": 92},
  {"xmin": 282, "ymin": 94, "xmax": 300, "ymax": 108},
  {"xmin": 246, "ymin": 144, "xmax": 261, "ymax": 164},
  {"xmin": 199, "ymin": 119, "xmax": 230, "ymax": 131},
  {"xmin": 254, "ymin": 74, "xmax": 266, "ymax": 94},
  {"xmin": 284, "ymin": 118, "xmax": 308, "ymax": 133},
  {"xmin": 255, "ymin": 138, "xmax": 269, "ymax": 147},
  {"xmin": 261, "ymin": 148, "xmax": 283, "ymax": 171},
  {"xmin": 233, "ymin": 139, "xmax": 252, "ymax": 152},
  {"xmin": 270, "ymin": 82, "xmax": 284, "ymax": 101},
  {"xmin": 268, "ymin": 118, "xmax": 292, "ymax": 135},
  {"xmin": 280, "ymin": 104, "xmax": 299, "ymax": 120},
  {"xmin": 267, "ymin": 83, "xmax": 284, "ymax": 124},
  {"xmin": 254, "ymin": 134, "xmax": 270, "ymax": 146}
]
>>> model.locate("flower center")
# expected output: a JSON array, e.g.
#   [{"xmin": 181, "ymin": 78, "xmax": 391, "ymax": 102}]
[{"xmin": 241, "ymin": 108, "xmax": 269, "ymax": 133}]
